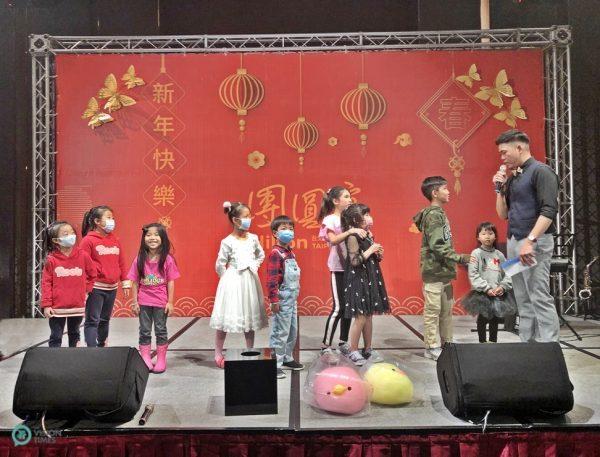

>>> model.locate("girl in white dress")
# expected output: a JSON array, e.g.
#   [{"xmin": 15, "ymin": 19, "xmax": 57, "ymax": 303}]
[{"xmin": 211, "ymin": 201, "xmax": 267, "ymax": 368}]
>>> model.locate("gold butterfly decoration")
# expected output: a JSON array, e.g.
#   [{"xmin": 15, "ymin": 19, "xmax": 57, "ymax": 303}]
[
  {"xmin": 475, "ymin": 69, "xmax": 514, "ymax": 108},
  {"xmin": 493, "ymin": 97, "xmax": 527, "ymax": 128},
  {"xmin": 122, "ymin": 65, "xmax": 145, "ymax": 89},
  {"xmin": 455, "ymin": 64, "xmax": 481, "ymax": 88},
  {"xmin": 81, "ymin": 97, "xmax": 114, "ymax": 129},
  {"xmin": 97, "ymin": 74, "xmax": 136, "ymax": 112}
]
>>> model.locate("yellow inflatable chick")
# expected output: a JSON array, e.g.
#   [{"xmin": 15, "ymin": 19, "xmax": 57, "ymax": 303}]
[{"xmin": 364, "ymin": 363, "xmax": 413, "ymax": 405}]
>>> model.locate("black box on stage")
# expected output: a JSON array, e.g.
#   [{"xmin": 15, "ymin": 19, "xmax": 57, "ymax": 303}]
[
  {"xmin": 224, "ymin": 348, "xmax": 277, "ymax": 416},
  {"xmin": 437, "ymin": 342, "xmax": 573, "ymax": 419},
  {"xmin": 13, "ymin": 347, "xmax": 149, "ymax": 422}
]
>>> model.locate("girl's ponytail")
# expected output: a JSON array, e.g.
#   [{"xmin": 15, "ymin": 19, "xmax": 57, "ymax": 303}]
[
  {"xmin": 81, "ymin": 205, "xmax": 112, "ymax": 236},
  {"xmin": 43, "ymin": 224, "xmax": 55, "ymax": 254},
  {"xmin": 81, "ymin": 208, "xmax": 95, "ymax": 237},
  {"xmin": 318, "ymin": 186, "xmax": 346, "ymax": 221}
]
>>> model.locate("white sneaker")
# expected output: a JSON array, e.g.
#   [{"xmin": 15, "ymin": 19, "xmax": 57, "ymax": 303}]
[
  {"xmin": 424, "ymin": 347, "xmax": 442, "ymax": 361},
  {"xmin": 320, "ymin": 347, "xmax": 334, "ymax": 355},
  {"xmin": 349, "ymin": 350, "xmax": 367, "ymax": 366},
  {"xmin": 338, "ymin": 342, "xmax": 351, "ymax": 356},
  {"xmin": 276, "ymin": 368, "xmax": 286, "ymax": 379},
  {"xmin": 362, "ymin": 348, "xmax": 384, "ymax": 363}
]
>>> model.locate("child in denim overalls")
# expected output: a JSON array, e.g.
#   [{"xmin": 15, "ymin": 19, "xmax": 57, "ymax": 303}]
[{"xmin": 266, "ymin": 215, "xmax": 304, "ymax": 379}]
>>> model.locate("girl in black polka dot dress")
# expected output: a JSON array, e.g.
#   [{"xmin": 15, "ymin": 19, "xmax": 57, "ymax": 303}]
[{"xmin": 342, "ymin": 203, "xmax": 389, "ymax": 366}]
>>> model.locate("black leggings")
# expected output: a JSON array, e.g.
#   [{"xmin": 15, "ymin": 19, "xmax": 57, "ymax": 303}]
[
  {"xmin": 322, "ymin": 272, "xmax": 351, "ymax": 346},
  {"xmin": 477, "ymin": 315, "xmax": 499, "ymax": 343}
]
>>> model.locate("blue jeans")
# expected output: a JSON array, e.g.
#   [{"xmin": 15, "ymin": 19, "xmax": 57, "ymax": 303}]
[
  {"xmin": 84, "ymin": 288, "xmax": 117, "ymax": 347},
  {"xmin": 269, "ymin": 257, "xmax": 300, "ymax": 368}
]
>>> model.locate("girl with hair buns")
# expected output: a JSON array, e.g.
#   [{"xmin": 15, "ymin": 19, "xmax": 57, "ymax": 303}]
[{"xmin": 210, "ymin": 201, "xmax": 267, "ymax": 368}]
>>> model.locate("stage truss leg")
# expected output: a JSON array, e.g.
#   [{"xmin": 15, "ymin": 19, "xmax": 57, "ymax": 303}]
[
  {"xmin": 545, "ymin": 37, "xmax": 578, "ymax": 315},
  {"xmin": 31, "ymin": 38, "xmax": 57, "ymax": 318}
]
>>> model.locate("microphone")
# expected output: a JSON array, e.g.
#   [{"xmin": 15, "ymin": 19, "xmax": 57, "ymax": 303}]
[
  {"xmin": 138, "ymin": 404, "xmax": 154, "ymax": 426},
  {"xmin": 495, "ymin": 165, "xmax": 507, "ymax": 193}
]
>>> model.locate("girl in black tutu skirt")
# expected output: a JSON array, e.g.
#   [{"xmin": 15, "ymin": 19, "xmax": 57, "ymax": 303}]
[
  {"xmin": 462, "ymin": 222, "xmax": 516, "ymax": 342},
  {"xmin": 341, "ymin": 203, "xmax": 389, "ymax": 365}
]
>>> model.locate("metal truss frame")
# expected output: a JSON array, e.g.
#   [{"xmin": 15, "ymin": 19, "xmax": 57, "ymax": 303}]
[
  {"xmin": 29, "ymin": 26, "xmax": 576, "ymax": 317},
  {"xmin": 544, "ymin": 40, "xmax": 578, "ymax": 314}
]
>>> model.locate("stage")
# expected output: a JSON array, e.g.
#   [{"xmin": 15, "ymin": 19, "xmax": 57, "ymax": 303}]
[{"xmin": 1, "ymin": 315, "xmax": 600, "ymax": 435}]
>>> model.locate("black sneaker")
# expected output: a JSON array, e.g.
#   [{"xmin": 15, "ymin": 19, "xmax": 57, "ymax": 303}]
[
  {"xmin": 276, "ymin": 368, "xmax": 286, "ymax": 379},
  {"xmin": 282, "ymin": 360, "xmax": 304, "ymax": 371}
]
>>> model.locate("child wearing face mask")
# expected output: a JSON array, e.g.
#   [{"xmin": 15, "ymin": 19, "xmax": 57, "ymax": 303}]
[
  {"xmin": 210, "ymin": 201, "xmax": 268, "ymax": 368},
  {"xmin": 41, "ymin": 221, "xmax": 97, "ymax": 347},
  {"xmin": 267, "ymin": 215, "xmax": 303, "ymax": 379},
  {"xmin": 80, "ymin": 206, "xmax": 130, "ymax": 347}
]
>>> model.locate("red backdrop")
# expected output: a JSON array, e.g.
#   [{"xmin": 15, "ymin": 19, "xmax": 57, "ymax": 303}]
[{"xmin": 54, "ymin": 50, "xmax": 545, "ymax": 317}]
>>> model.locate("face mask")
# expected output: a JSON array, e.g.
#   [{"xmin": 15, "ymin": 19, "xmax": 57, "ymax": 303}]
[
  {"xmin": 238, "ymin": 217, "xmax": 251, "ymax": 231},
  {"xmin": 277, "ymin": 229, "xmax": 294, "ymax": 244},
  {"xmin": 57, "ymin": 234, "xmax": 76, "ymax": 248},
  {"xmin": 103, "ymin": 219, "xmax": 115, "ymax": 233},
  {"xmin": 364, "ymin": 215, "xmax": 373, "ymax": 230}
]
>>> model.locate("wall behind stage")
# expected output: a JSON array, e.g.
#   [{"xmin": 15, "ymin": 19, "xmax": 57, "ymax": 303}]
[{"xmin": 55, "ymin": 49, "xmax": 545, "ymax": 317}]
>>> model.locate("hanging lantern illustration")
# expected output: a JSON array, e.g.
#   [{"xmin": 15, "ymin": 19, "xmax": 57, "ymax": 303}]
[
  {"xmin": 340, "ymin": 83, "xmax": 386, "ymax": 153},
  {"xmin": 218, "ymin": 68, "xmax": 264, "ymax": 141},
  {"xmin": 284, "ymin": 116, "xmax": 319, "ymax": 170}
]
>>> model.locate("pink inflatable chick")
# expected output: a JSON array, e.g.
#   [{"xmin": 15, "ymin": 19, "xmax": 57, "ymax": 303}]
[{"xmin": 312, "ymin": 366, "xmax": 370, "ymax": 415}]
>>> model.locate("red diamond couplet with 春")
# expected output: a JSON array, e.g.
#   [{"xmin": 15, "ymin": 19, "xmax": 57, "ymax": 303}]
[
  {"xmin": 418, "ymin": 78, "xmax": 490, "ymax": 148},
  {"xmin": 143, "ymin": 175, "xmax": 187, "ymax": 216},
  {"xmin": 143, "ymin": 107, "xmax": 185, "ymax": 143},
  {"xmin": 143, "ymin": 140, "xmax": 188, "ymax": 177},
  {"xmin": 141, "ymin": 72, "xmax": 185, "ymax": 108}
]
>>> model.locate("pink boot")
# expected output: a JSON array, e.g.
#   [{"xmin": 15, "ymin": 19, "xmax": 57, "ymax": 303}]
[
  {"xmin": 139, "ymin": 345, "xmax": 154, "ymax": 371},
  {"xmin": 153, "ymin": 344, "xmax": 168, "ymax": 374}
]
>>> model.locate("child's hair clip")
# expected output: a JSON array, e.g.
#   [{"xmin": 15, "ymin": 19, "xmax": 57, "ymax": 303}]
[{"xmin": 223, "ymin": 201, "xmax": 232, "ymax": 210}]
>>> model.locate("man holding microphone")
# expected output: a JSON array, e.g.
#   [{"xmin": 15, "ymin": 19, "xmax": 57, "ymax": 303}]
[{"xmin": 493, "ymin": 129, "xmax": 560, "ymax": 342}]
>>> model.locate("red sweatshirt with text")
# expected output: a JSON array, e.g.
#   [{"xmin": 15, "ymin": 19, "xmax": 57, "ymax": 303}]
[
  {"xmin": 79, "ymin": 231, "xmax": 128, "ymax": 290},
  {"xmin": 41, "ymin": 247, "xmax": 97, "ymax": 309}
]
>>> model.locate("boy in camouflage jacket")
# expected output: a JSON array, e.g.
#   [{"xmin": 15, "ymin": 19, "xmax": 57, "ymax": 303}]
[{"xmin": 413, "ymin": 176, "xmax": 470, "ymax": 360}]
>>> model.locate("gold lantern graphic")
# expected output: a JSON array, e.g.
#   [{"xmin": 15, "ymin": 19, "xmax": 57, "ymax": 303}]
[
  {"xmin": 218, "ymin": 58, "xmax": 265, "ymax": 141},
  {"xmin": 284, "ymin": 54, "xmax": 319, "ymax": 171},
  {"xmin": 340, "ymin": 82, "xmax": 386, "ymax": 153},
  {"xmin": 284, "ymin": 116, "xmax": 319, "ymax": 169}
]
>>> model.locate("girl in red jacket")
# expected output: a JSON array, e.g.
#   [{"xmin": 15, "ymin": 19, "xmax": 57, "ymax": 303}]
[
  {"xmin": 41, "ymin": 221, "xmax": 97, "ymax": 347},
  {"xmin": 80, "ymin": 206, "xmax": 130, "ymax": 347}
]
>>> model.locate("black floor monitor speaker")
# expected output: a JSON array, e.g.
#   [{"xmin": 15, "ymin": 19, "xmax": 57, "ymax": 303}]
[
  {"xmin": 224, "ymin": 348, "xmax": 277, "ymax": 416},
  {"xmin": 437, "ymin": 342, "xmax": 574, "ymax": 419},
  {"xmin": 13, "ymin": 347, "xmax": 149, "ymax": 423}
]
